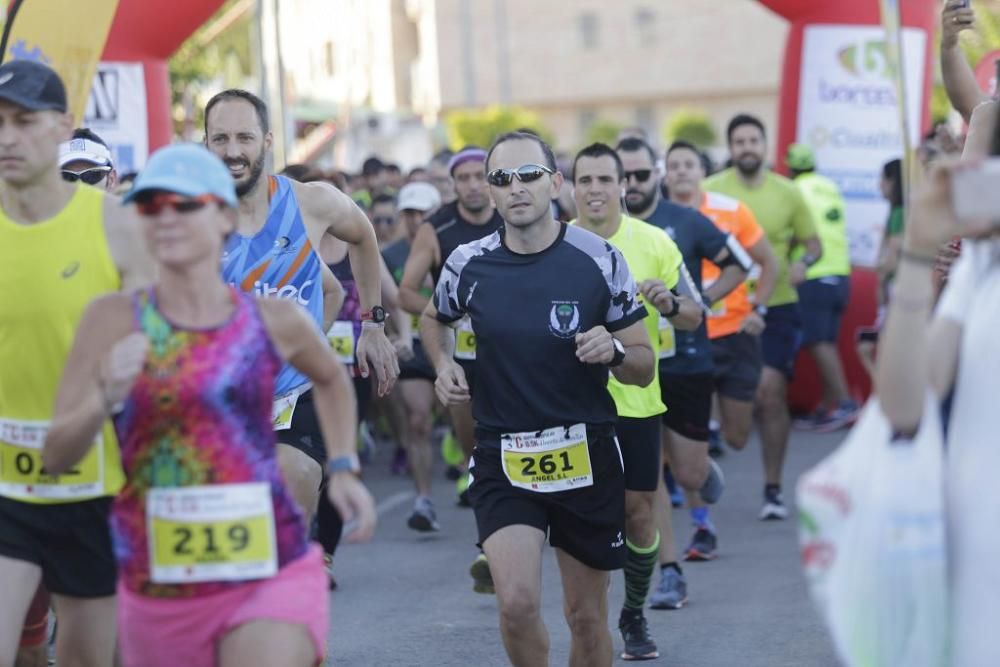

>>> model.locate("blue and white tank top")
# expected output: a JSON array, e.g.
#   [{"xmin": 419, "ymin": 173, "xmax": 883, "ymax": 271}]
[{"xmin": 221, "ymin": 175, "xmax": 323, "ymax": 396}]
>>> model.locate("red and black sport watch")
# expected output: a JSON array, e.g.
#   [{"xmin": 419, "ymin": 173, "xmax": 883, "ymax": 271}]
[{"xmin": 360, "ymin": 306, "xmax": 388, "ymax": 324}]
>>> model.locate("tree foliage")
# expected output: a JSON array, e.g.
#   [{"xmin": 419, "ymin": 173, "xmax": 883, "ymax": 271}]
[
  {"xmin": 662, "ymin": 108, "xmax": 717, "ymax": 148},
  {"xmin": 445, "ymin": 106, "xmax": 553, "ymax": 150},
  {"xmin": 582, "ymin": 119, "xmax": 623, "ymax": 148}
]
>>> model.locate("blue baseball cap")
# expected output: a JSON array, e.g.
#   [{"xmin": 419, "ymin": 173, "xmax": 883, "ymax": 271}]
[{"xmin": 123, "ymin": 143, "xmax": 237, "ymax": 207}]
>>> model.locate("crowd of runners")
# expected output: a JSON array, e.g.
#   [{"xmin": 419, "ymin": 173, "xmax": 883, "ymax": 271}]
[{"xmin": 1, "ymin": 2, "xmax": 998, "ymax": 664}]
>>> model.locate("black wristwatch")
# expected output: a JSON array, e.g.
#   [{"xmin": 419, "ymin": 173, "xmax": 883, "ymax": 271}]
[
  {"xmin": 608, "ymin": 338, "xmax": 626, "ymax": 367},
  {"xmin": 664, "ymin": 296, "xmax": 681, "ymax": 319},
  {"xmin": 361, "ymin": 306, "xmax": 388, "ymax": 324}
]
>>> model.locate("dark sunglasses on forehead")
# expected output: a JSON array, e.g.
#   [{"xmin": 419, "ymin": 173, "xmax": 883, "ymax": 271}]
[
  {"xmin": 61, "ymin": 166, "xmax": 111, "ymax": 185},
  {"xmin": 486, "ymin": 163, "xmax": 554, "ymax": 187},
  {"xmin": 135, "ymin": 193, "xmax": 224, "ymax": 216},
  {"xmin": 623, "ymin": 169, "xmax": 653, "ymax": 183}
]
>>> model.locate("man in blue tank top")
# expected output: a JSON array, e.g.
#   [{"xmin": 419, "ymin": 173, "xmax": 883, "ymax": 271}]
[{"xmin": 206, "ymin": 89, "xmax": 398, "ymax": 526}]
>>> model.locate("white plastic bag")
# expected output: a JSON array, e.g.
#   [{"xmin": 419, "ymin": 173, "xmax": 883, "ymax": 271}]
[{"xmin": 796, "ymin": 395, "xmax": 948, "ymax": 667}]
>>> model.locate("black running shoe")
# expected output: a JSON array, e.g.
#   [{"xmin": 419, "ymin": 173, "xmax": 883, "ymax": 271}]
[{"xmin": 619, "ymin": 611, "xmax": 659, "ymax": 661}]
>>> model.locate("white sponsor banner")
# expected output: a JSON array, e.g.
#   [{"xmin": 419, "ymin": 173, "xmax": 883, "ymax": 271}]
[
  {"xmin": 797, "ymin": 25, "xmax": 926, "ymax": 267},
  {"xmin": 83, "ymin": 62, "xmax": 149, "ymax": 174}
]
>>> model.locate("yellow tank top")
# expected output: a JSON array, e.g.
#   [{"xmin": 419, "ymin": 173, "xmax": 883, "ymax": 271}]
[{"xmin": 0, "ymin": 185, "xmax": 125, "ymax": 503}]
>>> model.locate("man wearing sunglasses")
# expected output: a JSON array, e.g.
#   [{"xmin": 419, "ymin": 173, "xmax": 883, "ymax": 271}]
[
  {"xmin": 0, "ymin": 60, "xmax": 152, "ymax": 667},
  {"xmin": 617, "ymin": 137, "xmax": 751, "ymax": 599},
  {"xmin": 205, "ymin": 89, "xmax": 398, "ymax": 535},
  {"xmin": 59, "ymin": 128, "xmax": 117, "ymax": 191},
  {"xmin": 422, "ymin": 131, "xmax": 654, "ymax": 667},
  {"xmin": 398, "ymin": 147, "xmax": 502, "ymax": 538},
  {"xmin": 570, "ymin": 142, "xmax": 704, "ymax": 661}
]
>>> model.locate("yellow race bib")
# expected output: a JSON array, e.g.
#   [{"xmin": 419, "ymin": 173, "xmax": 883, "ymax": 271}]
[
  {"xmin": 327, "ymin": 320, "xmax": 355, "ymax": 364},
  {"xmin": 658, "ymin": 317, "xmax": 676, "ymax": 360},
  {"xmin": 147, "ymin": 482, "xmax": 277, "ymax": 584},
  {"xmin": 0, "ymin": 418, "xmax": 104, "ymax": 501},
  {"xmin": 455, "ymin": 317, "xmax": 476, "ymax": 361},
  {"xmin": 271, "ymin": 392, "xmax": 300, "ymax": 431},
  {"xmin": 501, "ymin": 424, "xmax": 594, "ymax": 493}
]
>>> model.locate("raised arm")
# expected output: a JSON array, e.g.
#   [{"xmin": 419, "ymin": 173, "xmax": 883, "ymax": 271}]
[
  {"xmin": 299, "ymin": 181, "xmax": 398, "ymax": 395},
  {"xmin": 940, "ymin": 1, "xmax": 988, "ymax": 123},
  {"xmin": 43, "ymin": 295, "xmax": 139, "ymax": 474}
]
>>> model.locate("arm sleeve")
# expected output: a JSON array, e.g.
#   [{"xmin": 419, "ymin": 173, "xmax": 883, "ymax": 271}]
[
  {"xmin": 433, "ymin": 257, "xmax": 466, "ymax": 324},
  {"xmin": 604, "ymin": 244, "xmax": 648, "ymax": 332}
]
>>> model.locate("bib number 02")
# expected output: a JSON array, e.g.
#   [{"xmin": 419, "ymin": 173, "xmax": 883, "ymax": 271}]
[{"xmin": 501, "ymin": 423, "xmax": 593, "ymax": 493}]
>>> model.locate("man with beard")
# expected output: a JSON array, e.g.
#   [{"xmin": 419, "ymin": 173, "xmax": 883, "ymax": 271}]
[
  {"xmin": 205, "ymin": 89, "xmax": 398, "ymax": 532},
  {"xmin": 616, "ymin": 138, "xmax": 749, "ymax": 607},
  {"xmin": 398, "ymin": 147, "xmax": 503, "ymax": 538},
  {"xmin": 705, "ymin": 114, "xmax": 821, "ymax": 521}
]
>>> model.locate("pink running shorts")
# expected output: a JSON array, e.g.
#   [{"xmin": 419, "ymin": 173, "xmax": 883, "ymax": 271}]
[{"xmin": 117, "ymin": 543, "xmax": 328, "ymax": 667}]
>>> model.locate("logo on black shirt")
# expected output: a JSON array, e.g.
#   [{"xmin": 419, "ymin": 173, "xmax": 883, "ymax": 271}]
[{"xmin": 549, "ymin": 301, "xmax": 580, "ymax": 338}]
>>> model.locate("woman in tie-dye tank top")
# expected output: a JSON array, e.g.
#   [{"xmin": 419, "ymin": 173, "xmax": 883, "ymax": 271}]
[{"xmin": 42, "ymin": 144, "xmax": 376, "ymax": 667}]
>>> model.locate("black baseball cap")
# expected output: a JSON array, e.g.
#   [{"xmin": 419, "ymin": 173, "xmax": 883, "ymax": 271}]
[{"xmin": 0, "ymin": 60, "xmax": 67, "ymax": 113}]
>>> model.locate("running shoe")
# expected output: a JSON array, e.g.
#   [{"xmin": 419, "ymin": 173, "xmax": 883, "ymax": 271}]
[
  {"xmin": 618, "ymin": 611, "xmax": 659, "ymax": 661},
  {"xmin": 470, "ymin": 553, "xmax": 495, "ymax": 594},
  {"xmin": 698, "ymin": 458, "xmax": 725, "ymax": 505},
  {"xmin": 323, "ymin": 552, "xmax": 339, "ymax": 591},
  {"xmin": 684, "ymin": 527, "xmax": 718, "ymax": 562},
  {"xmin": 759, "ymin": 488, "xmax": 789, "ymax": 521},
  {"xmin": 649, "ymin": 567, "xmax": 688, "ymax": 610},
  {"xmin": 793, "ymin": 409, "xmax": 829, "ymax": 431},
  {"xmin": 456, "ymin": 471, "xmax": 471, "ymax": 507},
  {"xmin": 708, "ymin": 423, "xmax": 725, "ymax": 459},
  {"xmin": 664, "ymin": 465, "xmax": 684, "ymax": 508},
  {"xmin": 407, "ymin": 496, "xmax": 441, "ymax": 532},
  {"xmin": 812, "ymin": 400, "xmax": 861, "ymax": 433}
]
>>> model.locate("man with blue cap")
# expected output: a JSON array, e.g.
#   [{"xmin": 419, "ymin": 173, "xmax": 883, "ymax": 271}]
[{"xmin": 0, "ymin": 59, "xmax": 152, "ymax": 667}]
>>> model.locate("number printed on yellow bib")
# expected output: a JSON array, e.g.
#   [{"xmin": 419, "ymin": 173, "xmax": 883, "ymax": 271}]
[
  {"xmin": 455, "ymin": 317, "xmax": 476, "ymax": 361},
  {"xmin": 327, "ymin": 320, "xmax": 355, "ymax": 364},
  {"xmin": 658, "ymin": 317, "xmax": 677, "ymax": 360},
  {"xmin": 147, "ymin": 482, "xmax": 277, "ymax": 584},
  {"xmin": 0, "ymin": 418, "xmax": 104, "ymax": 500},
  {"xmin": 501, "ymin": 423, "xmax": 593, "ymax": 493}
]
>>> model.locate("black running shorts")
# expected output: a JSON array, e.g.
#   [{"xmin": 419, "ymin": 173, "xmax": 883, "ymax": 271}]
[
  {"xmin": 711, "ymin": 332, "xmax": 763, "ymax": 402},
  {"xmin": 660, "ymin": 372, "xmax": 714, "ymax": 442},
  {"xmin": 398, "ymin": 340, "xmax": 437, "ymax": 382},
  {"xmin": 467, "ymin": 432, "xmax": 626, "ymax": 571},
  {"xmin": 616, "ymin": 415, "xmax": 662, "ymax": 492},
  {"xmin": 276, "ymin": 390, "xmax": 326, "ymax": 468},
  {"xmin": 0, "ymin": 495, "xmax": 116, "ymax": 597}
]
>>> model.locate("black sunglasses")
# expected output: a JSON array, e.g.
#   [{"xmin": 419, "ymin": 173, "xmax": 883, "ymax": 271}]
[
  {"xmin": 623, "ymin": 169, "xmax": 653, "ymax": 183},
  {"xmin": 62, "ymin": 167, "xmax": 111, "ymax": 185},
  {"xmin": 372, "ymin": 216, "xmax": 395, "ymax": 225},
  {"xmin": 486, "ymin": 164, "xmax": 554, "ymax": 187}
]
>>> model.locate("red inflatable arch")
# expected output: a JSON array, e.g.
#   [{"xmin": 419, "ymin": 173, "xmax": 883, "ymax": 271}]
[
  {"xmin": 755, "ymin": 0, "xmax": 937, "ymax": 410},
  {"xmin": 101, "ymin": 0, "xmax": 227, "ymax": 152}
]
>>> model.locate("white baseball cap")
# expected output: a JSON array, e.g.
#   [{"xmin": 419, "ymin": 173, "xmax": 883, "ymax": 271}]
[
  {"xmin": 396, "ymin": 182, "xmax": 441, "ymax": 213},
  {"xmin": 59, "ymin": 136, "xmax": 113, "ymax": 168}
]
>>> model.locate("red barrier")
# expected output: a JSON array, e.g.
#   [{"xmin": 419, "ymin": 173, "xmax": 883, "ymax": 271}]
[{"xmin": 101, "ymin": 0, "xmax": 226, "ymax": 153}]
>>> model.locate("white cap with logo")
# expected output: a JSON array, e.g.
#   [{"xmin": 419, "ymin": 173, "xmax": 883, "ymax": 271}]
[{"xmin": 59, "ymin": 137, "xmax": 113, "ymax": 169}]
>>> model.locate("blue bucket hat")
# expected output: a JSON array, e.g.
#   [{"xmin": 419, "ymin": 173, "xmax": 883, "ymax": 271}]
[{"xmin": 123, "ymin": 143, "xmax": 237, "ymax": 207}]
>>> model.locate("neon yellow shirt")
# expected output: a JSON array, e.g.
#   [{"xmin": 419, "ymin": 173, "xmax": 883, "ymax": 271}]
[
  {"xmin": 793, "ymin": 172, "xmax": 850, "ymax": 278},
  {"xmin": 0, "ymin": 185, "xmax": 125, "ymax": 503},
  {"xmin": 704, "ymin": 169, "xmax": 818, "ymax": 306},
  {"xmin": 572, "ymin": 215, "xmax": 682, "ymax": 418}
]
